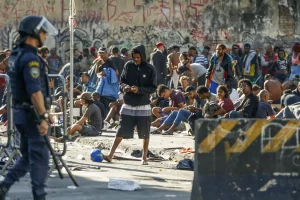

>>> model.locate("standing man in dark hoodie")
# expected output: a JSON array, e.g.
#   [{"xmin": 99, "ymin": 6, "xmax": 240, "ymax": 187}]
[{"xmin": 104, "ymin": 45, "xmax": 157, "ymax": 165}]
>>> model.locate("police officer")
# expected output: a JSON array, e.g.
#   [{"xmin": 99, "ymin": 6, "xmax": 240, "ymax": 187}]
[{"xmin": 0, "ymin": 16, "xmax": 58, "ymax": 200}]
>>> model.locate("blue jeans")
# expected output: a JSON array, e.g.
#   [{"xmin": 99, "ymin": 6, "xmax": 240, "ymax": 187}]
[
  {"xmin": 164, "ymin": 109, "xmax": 192, "ymax": 126},
  {"xmin": 229, "ymin": 111, "xmax": 243, "ymax": 118}
]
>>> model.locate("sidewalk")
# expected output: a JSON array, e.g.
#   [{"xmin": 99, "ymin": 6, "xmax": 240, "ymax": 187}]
[{"xmin": 75, "ymin": 130, "xmax": 195, "ymax": 161}]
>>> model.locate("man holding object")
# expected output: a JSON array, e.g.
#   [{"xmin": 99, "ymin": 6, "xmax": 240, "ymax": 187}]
[{"xmin": 104, "ymin": 45, "xmax": 157, "ymax": 165}]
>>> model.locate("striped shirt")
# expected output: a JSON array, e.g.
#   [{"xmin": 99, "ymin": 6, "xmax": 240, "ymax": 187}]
[{"xmin": 120, "ymin": 104, "xmax": 152, "ymax": 116}]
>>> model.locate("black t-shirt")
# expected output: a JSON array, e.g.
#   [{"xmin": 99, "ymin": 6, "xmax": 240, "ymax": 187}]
[
  {"xmin": 99, "ymin": 59, "xmax": 117, "ymax": 72},
  {"xmin": 110, "ymin": 56, "xmax": 125, "ymax": 77},
  {"xmin": 94, "ymin": 100, "xmax": 105, "ymax": 119}
]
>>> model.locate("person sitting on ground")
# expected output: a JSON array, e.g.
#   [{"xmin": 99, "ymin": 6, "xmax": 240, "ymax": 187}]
[
  {"xmin": 79, "ymin": 72, "xmax": 96, "ymax": 93},
  {"xmin": 208, "ymin": 85, "xmax": 234, "ymax": 118},
  {"xmin": 151, "ymin": 84, "xmax": 186, "ymax": 128},
  {"xmin": 264, "ymin": 74, "xmax": 284, "ymax": 104},
  {"xmin": 226, "ymin": 79, "xmax": 259, "ymax": 118},
  {"xmin": 234, "ymin": 83, "xmax": 261, "ymax": 107},
  {"xmin": 150, "ymin": 94, "xmax": 169, "ymax": 119},
  {"xmin": 151, "ymin": 86, "xmax": 204, "ymax": 135},
  {"xmin": 256, "ymin": 89, "xmax": 276, "ymax": 118},
  {"xmin": 54, "ymin": 92, "xmax": 102, "ymax": 142},
  {"xmin": 252, "ymin": 84, "xmax": 261, "ymax": 96},
  {"xmin": 292, "ymin": 80, "xmax": 300, "ymax": 97},
  {"xmin": 281, "ymin": 89, "xmax": 300, "ymax": 108}
]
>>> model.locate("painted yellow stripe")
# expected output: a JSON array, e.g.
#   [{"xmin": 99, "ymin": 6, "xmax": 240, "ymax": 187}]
[
  {"xmin": 263, "ymin": 121, "xmax": 300, "ymax": 153},
  {"xmin": 199, "ymin": 120, "xmax": 239, "ymax": 153},
  {"xmin": 294, "ymin": 146, "xmax": 300, "ymax": 152},
  {"xmin": 228, "ymin": 120, "xmax": 270, "ymax": 153}
]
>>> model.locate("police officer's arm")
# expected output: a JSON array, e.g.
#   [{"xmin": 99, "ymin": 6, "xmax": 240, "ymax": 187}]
[
  {"xmin": 23, "ymin": 58, "xmax": 47, "ymax": 116},
  {"xmin": 0, "ymin": 57, "xmax": 8, "ymax": 70}
]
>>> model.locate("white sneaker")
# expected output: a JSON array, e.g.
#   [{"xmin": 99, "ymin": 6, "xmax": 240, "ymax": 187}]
[{"xmin": 102, "ymin": 121, "xmax": 110, "ymax": 131}]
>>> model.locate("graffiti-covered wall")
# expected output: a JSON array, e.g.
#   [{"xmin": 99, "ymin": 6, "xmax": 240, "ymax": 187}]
[{"xmin": 0, "ymin": 0, "xmax": 299, "ymax": 60}]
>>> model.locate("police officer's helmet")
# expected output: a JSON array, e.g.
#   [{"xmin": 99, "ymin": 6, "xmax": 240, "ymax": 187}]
[{"xmin": 18, "ymin": 16, "xmax": 58, "ymax": 37}]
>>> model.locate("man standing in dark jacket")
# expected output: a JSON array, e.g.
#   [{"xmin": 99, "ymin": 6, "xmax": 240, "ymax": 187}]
[
  {"xmin": 205, "ymin": 44, "xmax": 234, "ymax": 94},
  {"xmin": 150, "ymin": 42, "xmax": 167, "ymax": 85},
  {"xmin": 104, "ymin": 45, "xmax": 157, "ymax": 165}
]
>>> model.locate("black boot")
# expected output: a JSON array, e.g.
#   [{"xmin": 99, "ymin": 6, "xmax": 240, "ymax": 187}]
[
  {"xmin": 33, "ymin": 195, "xmax": 46, "ymax": 200},
  {"xmin": 0, "ymin": 183, "xmax": 10, "ymax": 200}
]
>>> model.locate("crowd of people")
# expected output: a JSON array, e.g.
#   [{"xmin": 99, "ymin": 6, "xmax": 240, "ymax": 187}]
[{"xmin": 1, "ymin": 41, "xmax": 300, "ymax": 146}]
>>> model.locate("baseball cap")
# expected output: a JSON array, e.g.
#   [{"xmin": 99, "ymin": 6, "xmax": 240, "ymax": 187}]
[
  {"xmin": 155, "ymin": 42, "xmax": 165, "ymax": 48},
  {"xmin": 80, "ymin": 92, "xmax": 92, "ymax": 100},
  {"xmin": 185, "ymin": 86, "xmax": 196, "ymax": 93},
  {"xmin": 79, "ymin": 72, "xmax": 90, "ymax": 77},
  {"xmin": 90, "ymin": 47, "xmax": 96, "ymax": 52},
  {"xmin": 98, "ymin": 47, "xmax": 107, "ymax": 53}
]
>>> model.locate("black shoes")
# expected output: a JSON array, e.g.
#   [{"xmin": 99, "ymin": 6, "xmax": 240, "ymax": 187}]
[
  {"xmin": 34, "ymin": 195, "xmax": 46, "ymax": 200},
  {"xmin": 0, "ymin": 183, "xmax": 10, "ymax": 200}
]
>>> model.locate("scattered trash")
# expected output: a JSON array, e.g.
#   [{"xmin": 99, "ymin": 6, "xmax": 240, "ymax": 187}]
[
  {"xmin": 67, "ymin": 186, "xmax": 77, "ymax": 189},
  {"xmin": 49, "ymin": 174, "xmax": 56, "ymax": 178},
  {"xmin": 176, "ymin": 159, "xmax": 194, "ymax": 171},
  {"xmin": 259, "ymin": 179, "xmax": 277, "ymax": 192},
  {"xmin": 165, "ymin": 194, "xmax": 177, "ymax": 198},
  {"xmin": 180, "ymin": 147, "xmax": 195, "ymax": 154},
  {"xmin": 66, "ymin": 142, "xmax": 76, "ymax": 146},
  {"xmin": 77, "ymin": 154, "xmax": 85, "ymax": 160},
  {"xmin": 131, "ymin": 150, "xmax": 163, "ymax": 160},
  {"xmin": 90, "ymin": 149, "xmax": 103, "ymax": 162},
  {"xmin": 108, "ymin": 178, "xmax": 141, "ymax": 191}
]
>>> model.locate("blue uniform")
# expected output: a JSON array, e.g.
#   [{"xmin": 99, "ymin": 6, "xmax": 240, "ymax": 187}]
[{"xmin": 5, "ymin": 44, "xmax": 50, "ymax": 197}]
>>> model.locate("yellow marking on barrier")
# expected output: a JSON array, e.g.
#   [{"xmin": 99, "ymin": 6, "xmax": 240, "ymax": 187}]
[
  {"xmin": 263, "ymin": 121, "xmax": 300, "ymax": 153},
  {"xmin": 294, "ymin": 146, "xmax": 300, "ymax": 152},
  {"xmin": 199, "ymin": 120, "xmax": 239, "ymax": 153},
  {"xmin": 228, "ymin": 120, "xmax": 271, "ymax": 153},
  {"xmin": 223, "ymin": 141, "xmax": 231, "ymax": 162}
]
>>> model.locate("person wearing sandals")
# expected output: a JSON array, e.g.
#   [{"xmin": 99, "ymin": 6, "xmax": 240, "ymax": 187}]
[{"xmin": 103, "ymin": 45, "xmax": 157, "ymax": 165}]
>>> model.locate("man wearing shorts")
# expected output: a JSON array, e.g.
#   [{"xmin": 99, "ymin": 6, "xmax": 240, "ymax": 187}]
[
  {"xmin": 104, "ymin": 44, "xmax": 157, "ymax": 165},
  {"xmin": 53, "ymin": 92, "xmax": 102, "ymax": 142}
]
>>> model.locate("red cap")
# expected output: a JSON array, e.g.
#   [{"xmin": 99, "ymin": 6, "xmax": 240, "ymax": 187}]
[
  {"xmin": 292, "ymin": 44, "xmax": 300, "ymax": 52},
  {"xmin": 90, "ymin": 47, "xmax": 96, "ymax": 51},
  {"xmin": 156, "ymin": 42, "xmax": 165, "ymax": 48}
]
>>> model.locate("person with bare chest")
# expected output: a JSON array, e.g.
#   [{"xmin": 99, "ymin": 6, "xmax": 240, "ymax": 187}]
[{"xmin": 264, "ymin": 74, "xmax": 284, "ymax": 104}]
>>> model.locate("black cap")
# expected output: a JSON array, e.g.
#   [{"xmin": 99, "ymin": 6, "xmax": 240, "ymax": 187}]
[
  {"xmin": 98, "ymin": 47, "xmax": 107, "ymax": 53},
  {"xmin": 185, "ymin": 86, "xmax": 196, "ymax": 93},
  {"xmin": 79, "ymin": 72, "xmax": 90, "ymax": 77}
]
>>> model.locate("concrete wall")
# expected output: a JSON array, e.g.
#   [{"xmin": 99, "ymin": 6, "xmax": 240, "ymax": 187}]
[{"xmin": 0, "ymin": 0, "xmax": 299, "ymax": 60}]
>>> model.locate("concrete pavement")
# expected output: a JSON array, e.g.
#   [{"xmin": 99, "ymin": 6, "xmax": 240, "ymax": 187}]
[{"xmin": 3, "ymin": 130, "xmax": 194, "ymax": 200}]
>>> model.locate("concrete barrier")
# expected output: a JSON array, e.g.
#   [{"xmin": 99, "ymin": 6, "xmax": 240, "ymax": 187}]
[{"xmin": 191, "ymin": 119, "xmax": 300, "ymax": 200}]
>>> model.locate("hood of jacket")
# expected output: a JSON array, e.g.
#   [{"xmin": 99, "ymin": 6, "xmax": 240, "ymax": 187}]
[{"xmin": 131, "ymin": 44, "xmax": 147, "ymax": 63}]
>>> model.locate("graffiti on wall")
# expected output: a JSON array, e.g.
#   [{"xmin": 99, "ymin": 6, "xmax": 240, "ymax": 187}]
[{"xmin": 0, "ymin": 0, "xmax": 299, "ymax": 58}]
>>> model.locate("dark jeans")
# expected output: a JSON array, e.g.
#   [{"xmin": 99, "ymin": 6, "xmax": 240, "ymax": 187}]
[
  {"xmin": 100, "ymin": 96, "xmax": 116, "ymax": 118},
  {"xmin": 229, "ymin": 110, "xmax": 244, "ymax": 118},
  {"xmin": 4, "ymin": 123, "xmax": 49, "ymax": 197}
]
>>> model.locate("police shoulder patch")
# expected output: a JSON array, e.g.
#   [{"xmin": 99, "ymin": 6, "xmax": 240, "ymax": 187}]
[
  {"xmin": 30, "ymin": 67, "xmax": 40, "ymax": 79},
  {"xmin": 28, "ymin": 61, "xmax": 39, "ymax": 67}
]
